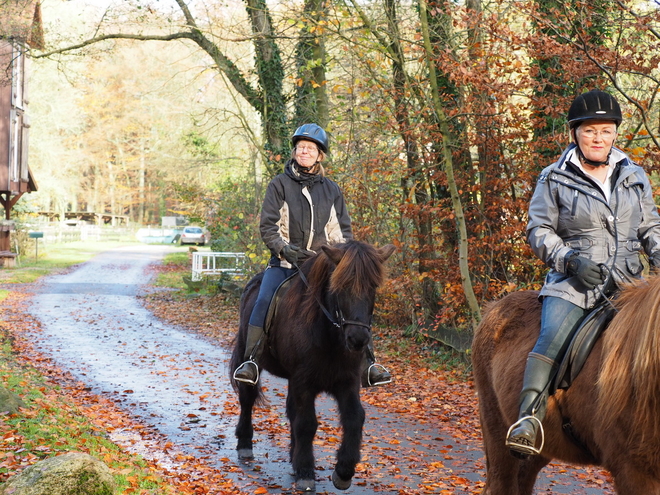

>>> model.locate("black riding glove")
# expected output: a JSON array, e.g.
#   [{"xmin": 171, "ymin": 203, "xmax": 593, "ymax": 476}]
[
  {"xmin": 650, "ymin": 254, "xmax": 660, "ymax": 272},
  {"xmin": 565, "ymin": 254, "xmax": 604, "ymax": 290},
  {"xmin": 280, "ymin": 244, "xmax": 300, "ymax": 265}
]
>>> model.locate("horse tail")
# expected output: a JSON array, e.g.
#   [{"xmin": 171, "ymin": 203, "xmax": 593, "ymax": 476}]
[{"xmin": 598, "ymin": 276, "xmax": 660, "ymax": 441}]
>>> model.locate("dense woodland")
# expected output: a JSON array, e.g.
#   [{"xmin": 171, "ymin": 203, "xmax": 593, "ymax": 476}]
[{"xmin": 11, "ymin": 0, "xmax": 660, "ymax": 339}]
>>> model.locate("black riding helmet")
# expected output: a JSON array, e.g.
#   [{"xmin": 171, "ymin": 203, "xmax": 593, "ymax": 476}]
[
  {"xmin": 292, "ymin": 123, "xmax": 329, "ymax": 153},
  {"xmin": 568, "ymin": 90, "xmax": 622, "ymax": 167},
  {"xmin": 567, "ymin": 89, "xmax": 622, "ymax": 129}
]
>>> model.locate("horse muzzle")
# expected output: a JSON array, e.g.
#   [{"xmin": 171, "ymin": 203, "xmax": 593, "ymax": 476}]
[{"xmin": 345, "ymin": 324, "xmax": 371, "ymax": 352}]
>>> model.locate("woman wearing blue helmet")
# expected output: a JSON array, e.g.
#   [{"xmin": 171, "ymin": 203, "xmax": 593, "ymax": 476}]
[{"xmin": 233, "ymin": 124, "xmax": 392, "ymax": 387}]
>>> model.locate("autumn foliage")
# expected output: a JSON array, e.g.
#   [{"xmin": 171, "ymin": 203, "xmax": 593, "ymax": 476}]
[{"xmin": 23, "ymin": 0, "xmax": 660, "ymax": 341}]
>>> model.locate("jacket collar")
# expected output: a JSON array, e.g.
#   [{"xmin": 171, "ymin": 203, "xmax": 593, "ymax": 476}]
[
  {"xmin": 285, "ymin": 159, "xmax": 323, "ymax": 187},
  {"xmin": 555, "ymin": 143, "xmax": 637, "ymax": 186}
]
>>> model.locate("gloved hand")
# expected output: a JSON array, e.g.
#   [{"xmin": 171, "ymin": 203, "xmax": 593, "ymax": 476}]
[
  {"xmin": 280, "ymin": 244, "xmax": 300, "ymax": 265},
  {"xmin": 650, "ymin": 254, "xmax": 660, "ymax": 271},
  {"xmin": 566, "ymin": 254, "xmax": 604, "ymax": 290}
]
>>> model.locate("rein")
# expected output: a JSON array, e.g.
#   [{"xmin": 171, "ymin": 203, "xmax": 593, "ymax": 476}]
[
  {"xmin": 294, "ymin": 262, "xmax": 372, "ymax": 331},
  {"xmin": 597, "ymin": 264, "xmax": 619, "ymax": 313}
]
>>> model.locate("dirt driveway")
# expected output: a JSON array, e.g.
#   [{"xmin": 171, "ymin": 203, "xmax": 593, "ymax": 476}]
[{"xmin": 21, "ymin": 245, "xmax": 614, "ymax": 494}]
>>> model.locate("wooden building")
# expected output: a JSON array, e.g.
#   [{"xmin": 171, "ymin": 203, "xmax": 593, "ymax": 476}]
[{"xmin": 0, "ymin": 1, "xmax": 43, "ymax": 262}]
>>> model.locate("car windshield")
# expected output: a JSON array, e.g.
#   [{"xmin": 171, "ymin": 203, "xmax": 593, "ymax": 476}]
[{"xmin": 185, "ymin": 228, "xmax": 203, "ymax": 233}]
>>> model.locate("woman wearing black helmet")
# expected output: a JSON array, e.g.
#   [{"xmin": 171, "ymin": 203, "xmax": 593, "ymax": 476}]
[
  {"xmin": 233, "ymin": 123, "xmax": 392, "ymax": 387},
  {"xmin": 506, "ymin": 90, "xmax": 660, "ymax": 457}
]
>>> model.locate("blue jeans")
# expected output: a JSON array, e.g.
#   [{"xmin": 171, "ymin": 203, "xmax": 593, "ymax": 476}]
[
  {"xmin": 532, "ymin": 296, "xmax": 588, "ymax": 363},
  {"xmin": 248, "ymin": 266, "xmax": 297, "ymax": 328}
]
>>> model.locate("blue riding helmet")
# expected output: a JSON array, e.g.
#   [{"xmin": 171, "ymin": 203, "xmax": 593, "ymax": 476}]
[{"xmin": 292, "ymin": 123, "xmax": 329, "ymax": 153}]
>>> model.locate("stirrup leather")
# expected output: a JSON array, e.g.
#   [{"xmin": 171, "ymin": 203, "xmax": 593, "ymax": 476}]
[
  {"xmin": 367, "ymin": 363, "xmax": 392, "ymax": 386},
  {"xmin": 505, "ymin": 415, "xmax": 545, "ymax": 456},
  {"xmin": 233, "ymin": 360, "xmax": 260, "ymax": 385}
]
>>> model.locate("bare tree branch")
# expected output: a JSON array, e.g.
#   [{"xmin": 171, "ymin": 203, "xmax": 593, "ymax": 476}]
[{"xmin": 33, "ymin": 31, "xmax": 264, "ymax": 114}]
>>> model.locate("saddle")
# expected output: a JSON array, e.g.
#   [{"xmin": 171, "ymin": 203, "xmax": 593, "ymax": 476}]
[
  {"xmin": 551, "ymin": 300, "xmax": 616, "ymax": 394},
  {"xmin": 264, "ymin": 273, "xmax": 297, "ymax": 335}
]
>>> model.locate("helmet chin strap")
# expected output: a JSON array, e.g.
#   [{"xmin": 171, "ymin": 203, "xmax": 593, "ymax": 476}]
[
  {"xmin": 571, "ymin": 128, "xmax": 612, "ymax": 167},
  {"xmin": 576, "ymin": 145, "xmax": 611, "ymax": 167}
]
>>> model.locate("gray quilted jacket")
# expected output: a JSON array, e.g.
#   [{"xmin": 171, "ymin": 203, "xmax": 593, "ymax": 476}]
[{"xmin": 527, "ymin": 143, "xmax": 660, "ymax": 309}]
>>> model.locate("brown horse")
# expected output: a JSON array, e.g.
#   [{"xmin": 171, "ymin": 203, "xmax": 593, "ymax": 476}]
[{"xmin": 472, "ymin": 277, "xmax": 660, "ymax": 495}]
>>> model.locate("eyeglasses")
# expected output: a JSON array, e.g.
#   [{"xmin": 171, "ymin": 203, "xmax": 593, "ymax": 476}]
[
  {"xmin": 579, "ymin": 128, "xmax": 616, "ymax": 139},
  {"xmin": 296, "ymin": 145, "xmax": 319, "ymax": 153}
]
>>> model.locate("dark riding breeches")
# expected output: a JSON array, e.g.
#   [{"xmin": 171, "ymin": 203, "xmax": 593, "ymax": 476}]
[
  {"xmin": 248, "ymin": 266, "xmax": 296, "ymax": 328},
  {"xmin": 533, "ymin": 296, "xmax": 589, "ymax": 364}
]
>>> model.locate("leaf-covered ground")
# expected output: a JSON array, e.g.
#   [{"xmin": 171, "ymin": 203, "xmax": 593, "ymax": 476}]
[
  {"xmin": 138, "ymin": 261, "xmax": 615, "ymax": 494},
  {"xmin": 0, "ymin": 256, "xmax": 616, "ymax": 494}
]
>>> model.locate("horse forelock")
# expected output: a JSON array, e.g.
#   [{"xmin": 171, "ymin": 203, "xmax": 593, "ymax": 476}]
[
  {"xmin": 329, "ymin": 242, "xmax": 385, "ymax": 299},
  {"xmin": 598, "ymin": 274, "xmax": 660, "ymax": 440},
  {"xmin": 292, "ymin": 242, "xmax": 385, "ymax": 327}
]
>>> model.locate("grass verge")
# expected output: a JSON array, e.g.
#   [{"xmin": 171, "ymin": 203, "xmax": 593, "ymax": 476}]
[{"xmin": 0, "ymin": 241, "xmax": 139, "ymax": 284}]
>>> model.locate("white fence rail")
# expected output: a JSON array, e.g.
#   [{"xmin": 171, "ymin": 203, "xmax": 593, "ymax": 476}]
[{"xmin": 192, "ymin": 251, "xmax": 246, "ymax": 281}]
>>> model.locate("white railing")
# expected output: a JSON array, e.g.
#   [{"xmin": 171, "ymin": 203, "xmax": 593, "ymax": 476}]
[{"xmin": 191, "ymin": 251, "xmax": 246, "ymax": 281}]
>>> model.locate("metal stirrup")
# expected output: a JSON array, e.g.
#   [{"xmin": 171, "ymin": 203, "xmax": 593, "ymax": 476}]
[
  {"xmin": 505, "ymin": 415, "xmax": 545, "ymax": 456},
  {"xmin": 367, "ymin": 363, "xmax": 392, "ymax": 386},
  {"xmin": 233, "ymin": 360, "xmax": 260, "ymax": 385}
]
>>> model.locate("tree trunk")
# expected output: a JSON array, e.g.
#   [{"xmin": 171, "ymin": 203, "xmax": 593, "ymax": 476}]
[
  {"xmin": 244, "ymin": 0, "xmax": 289, "ymax": 176},
  {"xmin": 419, "ymin": 0, "xmax": 481, "ymax": 324},
  {"xmin": 294, "ymin": 0, "xmax": 329, "ymax": 128}
]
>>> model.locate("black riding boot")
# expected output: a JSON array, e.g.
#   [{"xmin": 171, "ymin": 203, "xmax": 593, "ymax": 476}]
[
  {"xmin": 361, "ymin": 343, "xmax": 392, "ymax": 387},
  {"xmin": 233, "ymin": 324, "xmax": 265, "ymax": 386},
  {"xmin": 505, "ymin": 353, "xmax": 556, "ymax": 457}
]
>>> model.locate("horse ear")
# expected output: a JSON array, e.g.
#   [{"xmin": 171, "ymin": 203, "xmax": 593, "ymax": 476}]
[
  {"xmin": 321, "ymin": 245, "xmax": 344, "ymax": 265},
  {"xmin": 377, "ymin": 244, "xmax": 396, "ymax": 262}
]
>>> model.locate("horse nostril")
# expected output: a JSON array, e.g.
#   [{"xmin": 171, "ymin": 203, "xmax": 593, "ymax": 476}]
[{"xmin": 346, "ymin": 328, "xmax": 370, "ymax": 351}]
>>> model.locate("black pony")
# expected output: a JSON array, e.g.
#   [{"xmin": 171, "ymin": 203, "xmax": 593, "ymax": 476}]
[{"xmin": 230, "ymin": 240, "xmax": 395, "ymax": 492}]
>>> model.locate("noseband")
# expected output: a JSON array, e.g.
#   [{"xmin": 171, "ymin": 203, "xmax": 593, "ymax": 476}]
[
  {"xmin": 296, "ymin": 263, "xmax": 372, "ymax": 331},
  {"xmin": 335, "ymin": 310, "xmax": 373, "ymax": 331}
]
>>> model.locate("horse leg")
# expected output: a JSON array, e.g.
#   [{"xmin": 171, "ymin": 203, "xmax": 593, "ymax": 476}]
[
  {"xmin": 478, "ymin": 398, "xmax": 547, "ymax": 495},
  {"xmin": 331, "ymin": 387, "xmax": 364, "ymax": 490},
  {"xmin": 286, "ymin": 390, "xmax": 297, "ymax": 463},
  {"xmin": 235, "ymin": 382, "xmax": 260, "ymax": 459},
  {"xmin": 286, "ymin": 384, "xmax": 318, "ymax": 492},
  {"xmin": 517, "ymin": 456, "xmax": 549, "ymax": 495},
  {"xmin": 612, "ymin": 465, "xmax": 660, "ymax": 495}
]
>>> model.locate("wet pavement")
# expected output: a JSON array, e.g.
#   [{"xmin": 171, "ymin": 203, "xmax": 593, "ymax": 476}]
[{"xmin": 20, "ymin": 245, "xmax": 615, "ymax": 494}]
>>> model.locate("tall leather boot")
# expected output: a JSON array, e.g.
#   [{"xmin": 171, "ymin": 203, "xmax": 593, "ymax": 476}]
[
  {"xmin": 505, "ymin": 353, "xmax": 556, "ymax": 457},
  {"xmin": 361, "ymin": 343, "xmax": 392, "ymax": 387},
  {"xmin": 233, "ymin": 324, "xmax": 265, "ymax": 386}
]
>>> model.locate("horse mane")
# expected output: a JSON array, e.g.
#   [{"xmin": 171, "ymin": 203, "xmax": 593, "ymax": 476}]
[
  {"xmin": 598, "ymin": 274, "xmax": 660, "ymax": 441},
  {"xmin": 295, "ymin": 241, "xmax": 386, "ymax": 326}
]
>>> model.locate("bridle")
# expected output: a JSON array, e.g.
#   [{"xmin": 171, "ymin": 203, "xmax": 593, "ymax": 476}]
[{"xmin": 294, "ymin": 262, "xmax": 373, "ymax": 332}]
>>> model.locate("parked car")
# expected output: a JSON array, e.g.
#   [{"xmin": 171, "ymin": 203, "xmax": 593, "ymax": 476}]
[{"xmin": 179, "ymin": 226, "xmax": 210, "ymax": 246}]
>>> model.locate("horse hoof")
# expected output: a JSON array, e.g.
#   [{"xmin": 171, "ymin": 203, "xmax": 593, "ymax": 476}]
[
  {"xmin": 237, "ymin": 448, "xmax": 254, "ymax": 459},
  {"xmin": 332, "ymin": 470, "xmax": 352, "ymax": 490},
  {"xmin": 294, "ymin": 478, "xmax": 315, "ymax": 492}
]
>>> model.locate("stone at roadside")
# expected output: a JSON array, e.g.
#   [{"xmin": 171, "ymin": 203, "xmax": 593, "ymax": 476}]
[
  {"xmin": 0, "ymin": 386, "xmax": 26, "ymax": 415},
  {"xmin": 0, "ymin": 452, "xmax": 115, "ymax": 495}
]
